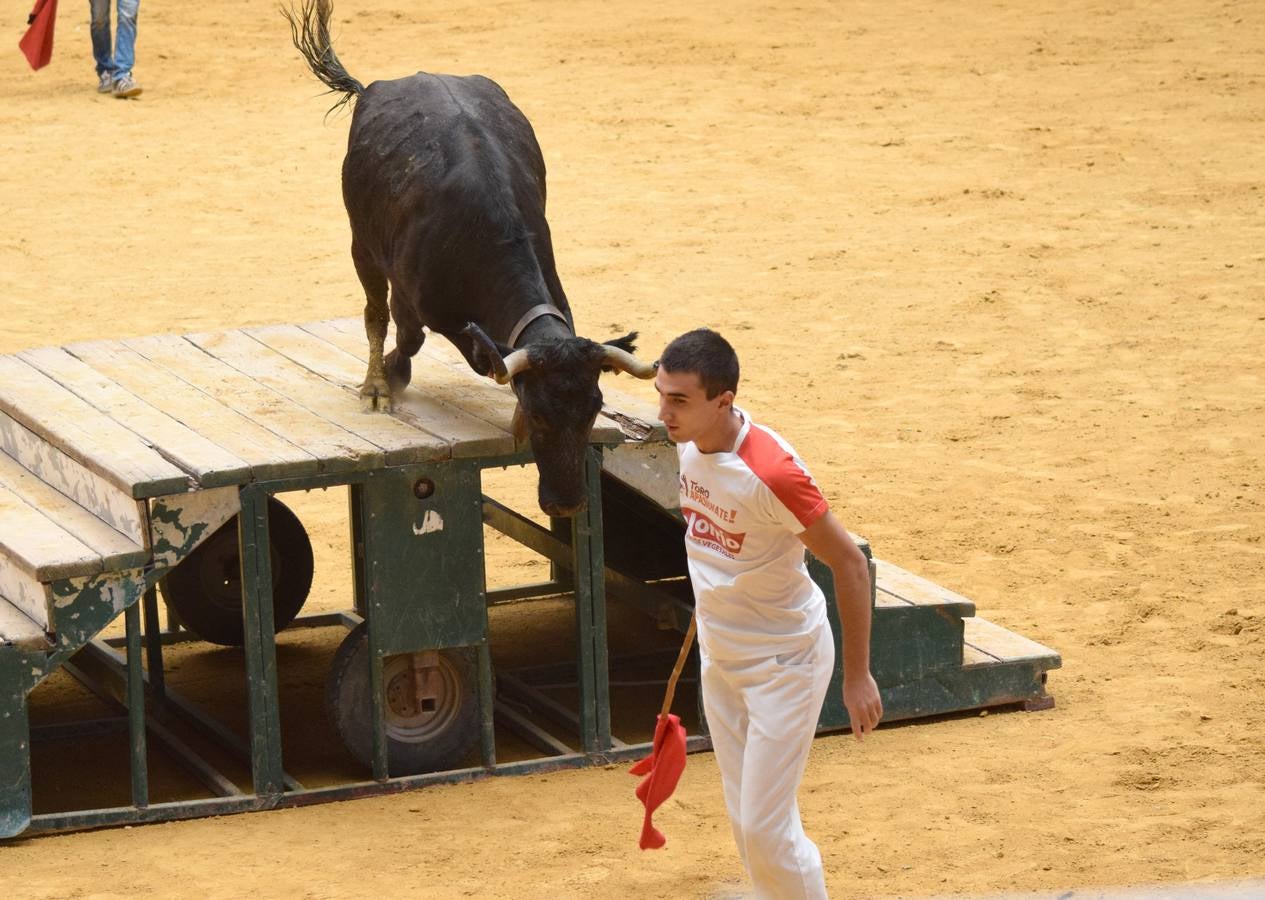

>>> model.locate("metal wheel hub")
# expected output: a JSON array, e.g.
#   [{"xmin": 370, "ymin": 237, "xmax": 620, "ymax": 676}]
[
  {"xmin": 383, "ymin": 651, "xmax": 463, "ymax": 742},
  {"xmin": 192, "ymin": 529, "xmax": 282, "ymax": 614}
]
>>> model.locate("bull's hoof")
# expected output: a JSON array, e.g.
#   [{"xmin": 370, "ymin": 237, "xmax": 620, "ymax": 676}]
[
  {"xmin": 384, "ymin": 348, "xmax": 413, "ymax": 395},
  {"xmin": 359, "ymin": 381, "xmax": 392, "ymax": 413}
]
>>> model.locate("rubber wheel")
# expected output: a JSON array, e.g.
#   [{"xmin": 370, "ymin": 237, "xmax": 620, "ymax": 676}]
[
  {"xmin": 327, "ymin": 622, "xmax": 480, "ymax": 776},
  {"xmin": 159, "ymin": 496, "xmax": 314, "ymax": 646}
]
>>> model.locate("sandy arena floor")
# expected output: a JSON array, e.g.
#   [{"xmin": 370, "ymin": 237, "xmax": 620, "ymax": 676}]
[{"xmin": 1, "ymin": 0, "xmax": 1263, "ymax": 897}]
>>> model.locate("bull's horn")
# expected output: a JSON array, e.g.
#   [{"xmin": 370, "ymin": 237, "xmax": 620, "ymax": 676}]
[
  {"xmin": 500, "ymin": 349, "xmax": 533, "ymax": 384},
  {"xmin": 602, "ymin": 346, "xmax": 658, "ymax": 379},
  {"xmin": 462, "ymin": 322, "xmax": 534, "ymax": 384}
]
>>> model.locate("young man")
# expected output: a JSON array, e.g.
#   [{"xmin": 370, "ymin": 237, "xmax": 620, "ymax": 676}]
[
  {"xmin": 654, "ymin": 328, "xmax": 882, "ymax": 899},
  {"xmin": 89, "ymin": 0, "xmax": 142, "ymax": 98}
]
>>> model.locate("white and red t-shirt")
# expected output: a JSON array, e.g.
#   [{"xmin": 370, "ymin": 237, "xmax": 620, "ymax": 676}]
[{"xmin": 677, "ymin": 408, "xmax": 830, "ymax": 660}]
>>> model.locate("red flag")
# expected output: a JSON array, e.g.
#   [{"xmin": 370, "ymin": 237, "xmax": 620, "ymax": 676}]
[
  {"xmin": 629, "ymin": 712, "xmax": 688, "ymax": 849},
  {"xmin": 629, "ymin": 615, "xmax": 695, "ymax": 849},
  {"xmin": 19, "ymin": 0, "xmax": 58, "ymax": 71}
]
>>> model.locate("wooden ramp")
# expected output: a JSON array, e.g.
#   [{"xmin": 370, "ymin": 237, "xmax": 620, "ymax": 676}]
[{"xmin": 0, "ymin": 317, "xmax": 1058, "ymax": 838}]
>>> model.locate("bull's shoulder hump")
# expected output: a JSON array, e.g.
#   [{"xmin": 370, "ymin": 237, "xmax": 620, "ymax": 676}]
[{"xmin": 356, "ymin": 72, "xmax": 514, "ymax": 120}]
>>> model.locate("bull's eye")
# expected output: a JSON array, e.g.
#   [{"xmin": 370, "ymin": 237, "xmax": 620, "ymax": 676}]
[{"xmin": 530, "ymin": 414, "xmax": 548, "ymax": 430}]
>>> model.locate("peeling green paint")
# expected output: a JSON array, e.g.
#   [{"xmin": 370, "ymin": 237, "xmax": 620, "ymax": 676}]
[
  {"xmin": 149, "ymin": 486, "xmax": 240, "ymax": 570},
  {"xmin": 49, "ymin": 569, "xmax": 145, "ymax": 655}
]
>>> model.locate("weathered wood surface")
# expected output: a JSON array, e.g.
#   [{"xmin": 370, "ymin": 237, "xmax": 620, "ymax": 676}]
[
  {"xmin": 599, "ymin": 382, "xmax": 667, "ymax": 442},
  {"xmin": 64, "ymin": 339, "xmax": 324, "ymax": 483},
  {"xmin": 123, "ymin": 333, "xmax": 384, "ymax": 478},
  {"xmin": 312, "ymin": 319, "xmax": 528, "ymax": 444},
  {"xmin": 0, "ymin": 413, "xmax": 145, "ymax": 542},
  {"xmin": 875, "ymin": 559, "xmax": 977, "ymax": 615},
  {"xmin": 962, "ymin": 617, "xmax": 1061, "ymax": 666},
  {"xmin": 18, "ymin": 346, "xmax": 251, "ymax": 489},
  {"xmin": 320, "ymin": 317, "xmax": 630, "ymax": 445},
  {"xmin": 187, "ymin": 329, "xmax": 449, "ymax": 466},
  {"xmin": 0, "ymin": 356, "xmax": 191, "ymax": 499},
  {"xmin": 601, "ymin": 442, "xmax": 680, "ymax": 510},
  {"xmin": 0, "ymin": 553, "xmax": 50, "ymax": 629},
  {"xmin": 0, "ymin": 318, "xmax": 662, "ymax": 504},
  {"xmin": 245, "ymin": 324, "xmax": 511, "ymax": 458},
  {"xmin": 149, "ymin": 486, "xmax": 241, "ymax": 570},
  {"xmin": 0, "ymin": 452, "xmax": 142, "ymax": 582},
  {"xmin": 0, "ymin": 451, "xmax": 145, "ymax": 572},
  {"xmin": 0, "ymin": 598, "xmax": 45, "ymax": 648}
]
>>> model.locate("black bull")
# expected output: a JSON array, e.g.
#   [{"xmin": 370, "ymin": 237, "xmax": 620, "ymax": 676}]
[{"xmin": 285, "ymin": 0, "xmax": 657, "ymax": 516}]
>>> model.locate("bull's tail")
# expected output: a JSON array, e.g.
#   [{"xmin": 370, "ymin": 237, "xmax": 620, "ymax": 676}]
[{"xmin": 283, "ymin": 0, "xmax": 364, "ymax": 115}]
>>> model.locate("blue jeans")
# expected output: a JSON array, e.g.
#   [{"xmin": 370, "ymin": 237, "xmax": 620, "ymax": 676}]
[{"xmin": 89, "ymin": 0, "xmax": 140, "ymax": 80}]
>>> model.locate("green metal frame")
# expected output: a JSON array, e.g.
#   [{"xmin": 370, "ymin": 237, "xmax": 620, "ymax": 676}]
[
  {"xmin": 8, "ymin": 443, "xmax": 633, "ymax": 836},
  {"xmin": 3, "ymin": 436, "xmax": 1058, "ymax": 839}
]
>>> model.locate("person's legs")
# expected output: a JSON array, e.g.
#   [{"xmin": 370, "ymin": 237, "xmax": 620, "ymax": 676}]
[
  {"xmin": 88, "ymin": 0, "xmax": 113, "ymax": 80},
  {"xmin": 735, "ymin": 624, "xmax": 836, "ymax": 900},
  {"xmin": 700, "ymin": 650, "xmax": 753, "ymax": 875},
  {"xmin": 112, "ymin": 0, "xmax": 140, "ymax": 77}
]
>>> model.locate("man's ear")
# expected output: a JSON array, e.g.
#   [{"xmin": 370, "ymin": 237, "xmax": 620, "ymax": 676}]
[{"xmin": 716, "ymin": 389, "xmax": 736, "ymax": 411}]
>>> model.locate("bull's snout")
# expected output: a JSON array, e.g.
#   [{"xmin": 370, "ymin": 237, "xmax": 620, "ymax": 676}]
[{"xmin": 540, "ymin": 497, "xmax": 587, "ymax": 518}]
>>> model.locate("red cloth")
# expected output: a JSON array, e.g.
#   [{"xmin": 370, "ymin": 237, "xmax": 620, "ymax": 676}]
[
  {"xmin": 629, "ymin": 713, "xmax": 688, "ymax": 850},
  {"xmin": 19, "ymin": 0, "xmax": 58, "ymax": 71}
]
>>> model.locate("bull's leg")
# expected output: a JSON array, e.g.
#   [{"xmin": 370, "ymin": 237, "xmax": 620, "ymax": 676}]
[
  {"xmin": 384, "ymin": 326, "xmax": 424, "ymax": 395},
  {"xmin": 352, "ymin": 243, "xmax": 391, "ymax": 412}
]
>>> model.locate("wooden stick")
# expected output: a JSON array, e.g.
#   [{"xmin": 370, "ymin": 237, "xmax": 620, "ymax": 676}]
[{"xmin": 659, "ymin": 615, "xmax": 697, "ymax": 718}]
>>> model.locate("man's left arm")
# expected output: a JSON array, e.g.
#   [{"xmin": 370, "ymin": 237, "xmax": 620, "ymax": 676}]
[{"xmin": 799, "ymin": 510, "xmax": 884, "ymax": 741}]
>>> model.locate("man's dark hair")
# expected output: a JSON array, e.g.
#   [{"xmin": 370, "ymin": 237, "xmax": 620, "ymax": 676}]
[{"xmin": 659, "ymin": 328, "xmax": 739, "ymax": 399}]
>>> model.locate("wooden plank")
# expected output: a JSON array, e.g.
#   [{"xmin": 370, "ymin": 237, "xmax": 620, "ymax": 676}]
[
  {"xmin": 0, "ymin": 413, "xmax": 145, "ymax": 541},
  {"xmin": 246, "ymin": 323, "xmax": 512, "ymax": 458},
  {"xmin": 122, "ymin": 334, "xmax": 384, "ymax": 478},
  {"xmin": 19, "ymin": 346, "xmax": 251, "ymax": 489},
  {"xmin": 962, "ymin": 643, "xmax": 996, "ymax": 666},
  {"xmin": 321, "ymin": 318, "xmax": 626, "ymax": 446},
  {"xmin": 875, "ymin": 559, "xmax": 976, "ymax": 614},
  {"xmin": 0, "ymin": 558, "xmax": 50, "ymax": 628},
  {"xmin": 963, "ymin": 617, "xmax": 1060, "ymax": 666},
  {"xmin": 0, "ymin": 488, "xmax": 99, "ymax": 579},
  {"xmin": 0, "ymin": 355, "xmax": 191, "ymax": 499},
  {"xmin": 317, "ymin": 319, "xmax": 523, "ymax": 434},
  {"xmin": 601, "ymin": 441, "xmax": 679, "ymax": 510},
  {"xmin": 65, "ymin": 339, "xmax": 321, "ymax": 483},
  {"xmin": 0, "ymin": 451, "xmax": 147, "ymax": 574},
  {"xmin": 0, "ymin": 596, "xmax": 46, "ymax": 648},
  {"xmin": 186, "ymin": 329, "xmax": 448, "ymax": 466},
  {"xmin": 303, "ymin": 320, "xmax": 524, "ymax": 456},
  {"xmin": 599, "ymin": 382, "xmax": 667, "ymax": 442},
  {"xmin": 874, "ymin": 590, "xmax": 907, "ymax": 609}
]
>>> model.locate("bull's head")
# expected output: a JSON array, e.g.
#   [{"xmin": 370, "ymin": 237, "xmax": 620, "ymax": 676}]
[{"xmin": 463, "ymin": 322, "xmax": 657, "ymax": 517}]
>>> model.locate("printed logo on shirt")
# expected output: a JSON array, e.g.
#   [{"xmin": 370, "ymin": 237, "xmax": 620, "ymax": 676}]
[
  {"xmin": 682, "ymin": 505, "xmax": 746, "ymax": 558},
  {"xmin": 679, "ymin": 475, "xmax": 739, "ymax": 524}
]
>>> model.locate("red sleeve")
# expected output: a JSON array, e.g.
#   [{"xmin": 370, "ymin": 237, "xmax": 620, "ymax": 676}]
[{"xmin": 737, "ymin": 425, "xmax": 829, "ymax": 530}]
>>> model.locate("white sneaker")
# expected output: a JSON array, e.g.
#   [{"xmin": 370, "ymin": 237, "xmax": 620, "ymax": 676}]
[
  {"xmin": 97, "ymin": 72, "xmax": 113, "ymax": 93},
  {"xmin": 112, "ymin": 74, "xmax": 142, "ymax": 98}
]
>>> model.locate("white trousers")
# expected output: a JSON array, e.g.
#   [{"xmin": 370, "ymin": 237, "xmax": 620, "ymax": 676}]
[{"xmin": 700, "ymin": 621, "xmax": 835, "ymax": 900}]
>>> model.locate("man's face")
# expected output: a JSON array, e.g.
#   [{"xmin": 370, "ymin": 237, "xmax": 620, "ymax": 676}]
[{"xmin": 654, "ymin": 367, "xmax": 734, "ymax": 445}]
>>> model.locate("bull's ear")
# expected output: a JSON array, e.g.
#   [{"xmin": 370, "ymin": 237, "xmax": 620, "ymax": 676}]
[
  {"xmin": 602, "ymin": 331, "xmax": 639, "ymax": 355},
  {"xmin": 510, "ymin": 402, "xmax": 529, "ymax": 443},
  {"xmin": 600, "ymin": 331, "xmax": 639, "ymax": 372}
]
